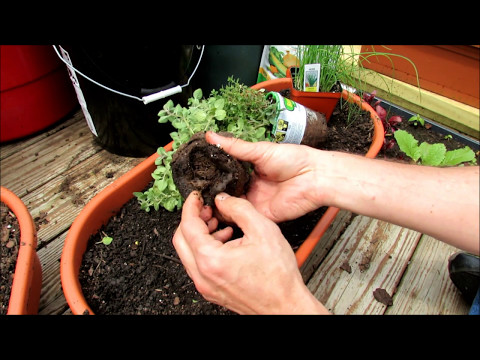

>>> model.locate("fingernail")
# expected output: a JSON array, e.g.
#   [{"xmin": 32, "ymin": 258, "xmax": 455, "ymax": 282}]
[{"xmin": 215, "ymin": 192, "xmax": 230, "ymax": 201}]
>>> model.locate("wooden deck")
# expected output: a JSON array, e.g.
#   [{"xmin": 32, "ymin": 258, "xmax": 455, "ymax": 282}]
[{"xmin": 0, "ymin": 108, "xmax": 471, "ymax": 315}]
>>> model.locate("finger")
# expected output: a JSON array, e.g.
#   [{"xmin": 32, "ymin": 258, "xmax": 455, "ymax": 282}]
[
  {"xmin": 214, "ymin": 192, "xmax": 279, "ymax": 241},
  {"xmin": 205, "ymin": 131, "xmax": 268, "ymax": 164},
  {"xmin": 199, "ymin": 205, "xmax": 213, "ymax": 223},
  {"xmin": 206, "ymin": 217, "xmax": 218, "ymax": 233},
  {"xmin": 211, "ymin": 226, "xmax": 234, "ymax": 243},
  {"xmin": 181, "ymin": 191, "xmax": 210, "ymax": 238},
  {"xmin": 172, "ymin": 226, "xmax": 199, "ymax": 281}
]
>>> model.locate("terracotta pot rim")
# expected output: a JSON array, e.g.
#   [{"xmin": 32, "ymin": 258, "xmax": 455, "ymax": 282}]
[
  {"xmin": 60, "ymin": 79, "xmax": 383, "ymax": 314},
  {"xmin": 1, "ymin": 186, "xmax": 41, "ymax": 315}
]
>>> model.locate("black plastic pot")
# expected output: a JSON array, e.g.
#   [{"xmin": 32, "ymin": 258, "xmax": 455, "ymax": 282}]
[{"xmin": 58, "ymin": 45, "xmax": 202, "ymax": 157}]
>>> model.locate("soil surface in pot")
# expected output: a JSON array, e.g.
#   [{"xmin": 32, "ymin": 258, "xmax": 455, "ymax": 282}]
[
  {"xmin": 0, "ymin": 202, "xmax": 21, "ymax": 315},
  {"xmin": 78, "ymin": 97, "xmax": 373, "ymax": 315}
]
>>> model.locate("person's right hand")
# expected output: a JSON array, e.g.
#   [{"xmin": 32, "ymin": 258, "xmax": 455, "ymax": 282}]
[{"xmin": 205, "ymin": 131, "xmax": 325, "ymax": 223}]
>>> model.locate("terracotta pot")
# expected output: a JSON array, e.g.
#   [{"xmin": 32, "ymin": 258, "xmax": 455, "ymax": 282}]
[
  {"xmin": 60, "ymin": 79, "xmax": 383, "ymax": 314},
  {"xmin": 1, "ymin": 186, "xmax": 42, "ymax": 314}
]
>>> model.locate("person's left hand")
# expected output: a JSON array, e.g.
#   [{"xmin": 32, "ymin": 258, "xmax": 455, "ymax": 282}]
[{"xmin": 172, "ymin": 191, "xmax": 329, "ymax": 314}]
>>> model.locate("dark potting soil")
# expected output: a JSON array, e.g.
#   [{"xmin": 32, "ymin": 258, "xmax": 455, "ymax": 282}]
[
  {"xmin": 0, "ymin": 202, "xmax": 21, "ymax": 315},
  {"xmin": 78, "ymin": 98, "xmax": 374, "ymax": 315}
]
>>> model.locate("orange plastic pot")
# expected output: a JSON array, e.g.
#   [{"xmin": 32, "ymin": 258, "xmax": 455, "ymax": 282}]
[
  {"xmin": 61, "ymin": 80, "xmax": 383, "ymax": 315},
  {"xmin": 1, "ymin": 186, "xmax": 42, "ymax": 314}
]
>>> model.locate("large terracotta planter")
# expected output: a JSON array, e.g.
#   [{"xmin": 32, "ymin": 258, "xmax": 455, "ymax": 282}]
[
  {"xmin": 1, "ymin": 186, "xmax": 42, "ymax": 314},
  {"xmin": 61, "ymin": 79, "xmax": 383, "ymax": 315}
]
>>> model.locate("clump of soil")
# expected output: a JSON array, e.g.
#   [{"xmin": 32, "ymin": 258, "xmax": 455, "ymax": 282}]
[
  {"xmin": 171, "ymin": 132, "xmax": 250, "ymax": 207},
  {"xmin": 0, "ymin": 202, "xmax": 20, "ymax": 315}
]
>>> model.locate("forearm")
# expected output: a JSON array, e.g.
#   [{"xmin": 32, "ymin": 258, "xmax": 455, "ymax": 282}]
[{"xmin": 316, "ymin": 151, "xmax": 479, "ymax": 255}]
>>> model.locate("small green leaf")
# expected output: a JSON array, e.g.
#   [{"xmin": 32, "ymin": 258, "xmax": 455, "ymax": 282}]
[
  {"xmin": 162, "ymin": 100, "xmax": 174, "ymax": 111},
  {"xmin": 192, "ymin": 109, "xmax": 207, "ymax": 122},
  {"xmin": 100, "ymin": 236, "xmax": 113, "ymax": 245},
  {"xmin": 408, "ymin": 114, "xmax": 425, "ymax": 127},
  {"xmin": 441, "ymin": 146, "xmax": 476, "ymax": 166},
  {"xmin": 418, "ymin": 142, "xmax": 446, "ymax": 166},
  {"xmin": 158, "ymin": 115, "xmax": 171, "ymax": 124},
  {"xmin": 155, "ymin": 179, "xmax": 168, "ymax": 191},
  {"xmin": 214, "ymin": 109, "xmax": 226, "ymax": 120},
  {"xmin": 394, "ymin": 130, "xmax": 420, "ymax": 161},
  {"xmin": 214, "ymin": 98, "xmax": 225, "ymax": 109},
  {"xmin": 193, "ymin": 88, "xmax": 203, "ymax": 100},
  {"xmin": 254, "ymin": 127, "xmax": 266, "ymax": 139}
]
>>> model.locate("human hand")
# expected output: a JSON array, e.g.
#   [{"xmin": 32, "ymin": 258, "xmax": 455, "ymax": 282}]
[
  {"xmin": 172, "ymin": 191, "xmax": 329, "ymax": 314},
  {"xmin": 205, "ymin": 131, "xmax": 325, "ymax": 223}
]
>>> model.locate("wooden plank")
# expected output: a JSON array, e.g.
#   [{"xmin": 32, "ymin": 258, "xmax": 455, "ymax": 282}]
[
  {"xmin": 386, "ymin": 234, "xmax": 470, "ymax": 315},
  {"xmin": 307, "ymin": 215, "xmax": 422, "ymax": 314},
  {"xmin": 0, "ymin": 109, "xmax": 84, "ymax": 160},
  {"xmin": 0, "ymin": 116, "xmax": 101, "ymax": 197},
  {"xmin": 300, "ymin": 210, "xmax": 353, "ymax": 282},
  {"xmin": 37, "ymin": 232, "xmax": 69, "ymax": 315},
  {"xmin": 22, "ymin": 149, "xmax": 145, "ymax": 246}
]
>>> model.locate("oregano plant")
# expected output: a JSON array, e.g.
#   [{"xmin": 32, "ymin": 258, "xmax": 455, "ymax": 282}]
[{"xmin": 134, "ymin": 77, "xmax": 277, "ymax": 212}]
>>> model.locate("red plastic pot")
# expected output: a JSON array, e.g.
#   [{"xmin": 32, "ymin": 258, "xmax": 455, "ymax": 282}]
[
  {"xmin": 60, "ymin": 79, "xmax": 383, "ymax": 315},
  {"xmin": 0, "ymin": 45, "xmax": 78, "ymax": 142},
  {"xmin": 1, "ymin": 186, "xmax": 42, "ymax": 314}
]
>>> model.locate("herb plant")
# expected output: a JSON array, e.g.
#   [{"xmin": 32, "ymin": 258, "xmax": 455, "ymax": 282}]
[
  {"xmin": 134, "ymin": 77, "xmax": 277, "ymax": 212},
  {"xmin": 394, "ymin": 129, "xmax": 477, "ymax": 166}
]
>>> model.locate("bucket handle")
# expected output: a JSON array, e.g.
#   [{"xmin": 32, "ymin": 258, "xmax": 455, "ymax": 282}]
[{"xmin": 52, "ymin": 45, "xmax": 204, "ymax": 105}]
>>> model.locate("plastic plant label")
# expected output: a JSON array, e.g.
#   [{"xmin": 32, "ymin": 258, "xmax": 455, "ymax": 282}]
[
  {"xmin": 303, "ymin": 63, "xmax": 321, "ymax": 92},
  {"xmin": 59, "ymin": 47, "xmax": 98, "ymax": 137},
  {"xmin": 267, "ymin": 92, "xmax": 306, "ymax": 144}
]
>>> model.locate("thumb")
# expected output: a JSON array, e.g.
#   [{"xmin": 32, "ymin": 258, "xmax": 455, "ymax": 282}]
[{"xmin": 214, "ymin": 192, "xmax": 279, "ymax": 241}]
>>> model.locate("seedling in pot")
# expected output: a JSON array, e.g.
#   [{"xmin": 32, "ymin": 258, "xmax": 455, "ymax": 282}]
[
  {"xmin": 97, "ymin": 231, "xmax": 113, "ymax": 245},
  {"xmin": 408, "ymin": 114, "xmax": 425, "ymax": 127}
]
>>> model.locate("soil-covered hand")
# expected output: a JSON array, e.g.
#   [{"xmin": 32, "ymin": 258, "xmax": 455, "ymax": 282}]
[
  {"xmin": 172, "ymin": 191, "xmax": 329, "ymax": 314},
  {"xmin": 205, "ymin": 131, "xmax": 325, "ymax": 223}
]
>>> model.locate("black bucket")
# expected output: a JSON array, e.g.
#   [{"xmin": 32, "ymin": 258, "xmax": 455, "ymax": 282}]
[
  {"xmin": 190, "ymin": 45, "xmax": 264, "ymax": 96},
  {"xmin": 55, "ymin": 45, "xmax": 203, "ymax": 157}
]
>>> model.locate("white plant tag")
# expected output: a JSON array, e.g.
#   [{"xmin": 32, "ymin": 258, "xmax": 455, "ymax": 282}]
[{"xmin": 303, "ymin": 63, "xmax": 321, "ymax": 92}]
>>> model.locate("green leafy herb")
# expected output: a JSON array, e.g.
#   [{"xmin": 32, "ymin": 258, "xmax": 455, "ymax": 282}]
[
  {"xmin": 135, "ymin": 77, "xmax": 277, "ymax": 212},
  {"xmin": 394, "ymin": 129, "xmax": 477, "ymax": 166}
]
